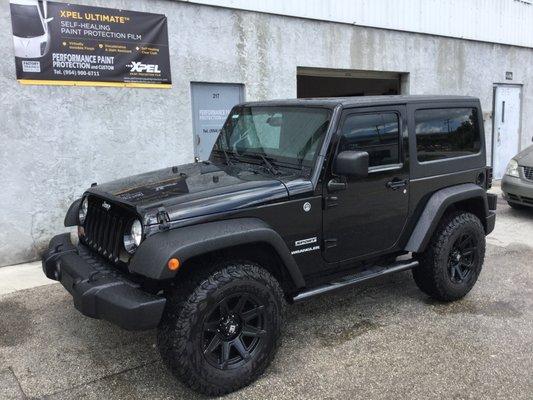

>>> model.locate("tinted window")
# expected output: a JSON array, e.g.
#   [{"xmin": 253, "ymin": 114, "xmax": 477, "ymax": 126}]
[
  {"xmin": 415, "ymin": 108, "xmax": 480, "ymax": 162},
  {"xmin": 339, "ymin": 113, "xmax": 400, "ymax": 167}
]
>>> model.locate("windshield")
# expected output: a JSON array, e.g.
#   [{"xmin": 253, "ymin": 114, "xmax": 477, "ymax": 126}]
[
  {"xmin": 213, "ymin": 106, "xmax": 331, "ymax": 169},
  {"xmin": 11, "ymin": 4, "xmax": 45, "ymax": 38}
]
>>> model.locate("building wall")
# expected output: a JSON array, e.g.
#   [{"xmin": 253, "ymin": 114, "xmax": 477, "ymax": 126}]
[
  {"xmin": 185, "ymin": 0, "xmax": 533, "ymax": 48},
  {"xmin": 1, "ymin": 0, "xmax": 532, "ymax": 266}
]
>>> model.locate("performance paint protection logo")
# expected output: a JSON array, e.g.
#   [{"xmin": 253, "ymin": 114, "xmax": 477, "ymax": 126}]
[{"xmin": 127, "ymin": 61, "xmax": 161, "ymax": 73}]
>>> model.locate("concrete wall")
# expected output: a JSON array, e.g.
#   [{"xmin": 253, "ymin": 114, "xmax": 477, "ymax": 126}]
[{"xmin": 1, "ymin": 0, "xmax": 532, "ymax": 266}]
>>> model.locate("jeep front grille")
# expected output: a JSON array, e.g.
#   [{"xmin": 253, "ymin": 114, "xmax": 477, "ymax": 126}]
[
  {"xmin": 81, "ymin": 196, "xmax": 131, "ymax": 263},
  {"xmin": 523, "ymin": 166, "xmax": 533, "ymax": 181}
]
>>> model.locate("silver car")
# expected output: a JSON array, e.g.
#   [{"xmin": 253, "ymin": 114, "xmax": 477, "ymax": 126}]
[{"xmin": 502, "ymin": 145, "xmax": 533, "ymax": 209}]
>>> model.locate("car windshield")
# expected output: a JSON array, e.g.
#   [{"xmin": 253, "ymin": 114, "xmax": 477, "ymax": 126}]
[
  {"xmin": 213, "ymin": 106, "xmax": 331, "ymax": 169},
  {"xmin": 11, "ymin": 4, "xmax": 45, "ymax": 37}
]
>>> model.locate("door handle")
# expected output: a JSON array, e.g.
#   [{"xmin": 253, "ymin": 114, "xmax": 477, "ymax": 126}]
[{"xmin": 386, "ymin": 179, "xmax": 408, "ymax": 190}]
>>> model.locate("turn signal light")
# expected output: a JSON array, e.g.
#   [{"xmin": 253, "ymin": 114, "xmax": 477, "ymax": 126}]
[{"xmin": 167, "ymin": 258, "xmax": 180, "ymax": 271}]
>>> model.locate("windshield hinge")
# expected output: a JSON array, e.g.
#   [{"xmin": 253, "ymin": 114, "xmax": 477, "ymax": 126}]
[{"xmin": 156, "ymin": 207, "xmax": 171, "ymax": 230}]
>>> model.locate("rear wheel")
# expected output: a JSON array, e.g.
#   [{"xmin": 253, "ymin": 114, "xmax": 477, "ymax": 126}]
[
  {"xmin": 157, "ymin": 261, "xmax": 284, "ymax": 396},
  {"xmin": 413, "ymin": 212, "xmax": 486, "ymax": 302}
]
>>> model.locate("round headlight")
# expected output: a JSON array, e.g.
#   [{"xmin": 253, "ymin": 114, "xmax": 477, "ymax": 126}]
[
  {"xmin": 79, "ymin": 197, "xmax": 89, "ymax": 225},
  {"xmin": 124, "ymin": 219, "xmax": 143, "ymax": 254}
]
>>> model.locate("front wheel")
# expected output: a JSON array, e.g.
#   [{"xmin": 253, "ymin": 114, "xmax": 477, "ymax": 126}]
[
  {"xmin": 413, "ymin": 212, "xmax": 486, "ymax": 302},
  {"xmin": 157, "ymin": 261, "xmax": 284, "ymax": 396}
]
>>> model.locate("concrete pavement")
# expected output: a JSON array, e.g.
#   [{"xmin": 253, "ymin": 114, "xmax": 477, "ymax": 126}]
[
  {"xmin": 1, "ymin": 190, "xmax": 532, "ymax": 399},
  {"xmin": 0, "ymin": 262, "xmax": 52, "ymax": 296}
]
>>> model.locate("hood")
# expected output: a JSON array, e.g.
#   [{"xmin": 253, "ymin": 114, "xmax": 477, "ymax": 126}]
[
  {"xmin": 87, "ymin": 162, "xmax": 291, "ymax": 224},
  {"xmin": 515, "ymin": 144, "xmax": 533, "ymax": 166}
]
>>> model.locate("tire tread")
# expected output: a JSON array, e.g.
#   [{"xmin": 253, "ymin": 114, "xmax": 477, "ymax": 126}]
[{"xmin": 157, "ymin": 261, "xmax": 284, "ymax": 396}]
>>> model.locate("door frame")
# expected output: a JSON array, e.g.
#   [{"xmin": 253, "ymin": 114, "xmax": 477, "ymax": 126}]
[
  {"xmin": 190, "ymin": 81, "xmax": 245, "ymax": 160},
  {"xmin": 491, "ymin": 83, "xmax": 523, "ymax": 175},
  {"xmin": 321, "ymin": 104, "xmax": 409, "ymax": 265}
]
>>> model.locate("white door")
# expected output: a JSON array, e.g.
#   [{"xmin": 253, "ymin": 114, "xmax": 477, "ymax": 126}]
[
  {"xmin": 493, "ymin": 85, "xmax": 521, "ymax": 179},
  {"xmin": 191, "ymin": 83, "xmax": 244, "ymax": 160}
]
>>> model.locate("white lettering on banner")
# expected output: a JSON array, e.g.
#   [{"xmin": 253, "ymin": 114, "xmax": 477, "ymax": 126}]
[
  {"xmin": 129, "ymin": 61, "xmax": 161, "ymax": 73},
  {"xmin": 198, "ymin": 109, "xmax": 230, "ymax": 121}
]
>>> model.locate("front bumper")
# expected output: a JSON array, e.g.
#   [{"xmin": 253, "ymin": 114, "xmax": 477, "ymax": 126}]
[
  {"xmin": 501, "ymin": 175, "xmax": 533, "ymax": 208},
  {"xmin": 42, "ymin": 233, "xmax": 166, "ymax": 330}
]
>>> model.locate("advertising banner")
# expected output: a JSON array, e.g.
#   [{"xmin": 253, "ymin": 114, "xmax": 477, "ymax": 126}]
[{"xmin": 9, "ymin": 0, "xmax": 171, "ymax": 88}]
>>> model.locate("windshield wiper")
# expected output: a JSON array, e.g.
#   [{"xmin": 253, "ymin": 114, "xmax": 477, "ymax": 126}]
[
  {"xmin": 254, "ymin": 153, "xmax": 281, "ymax": 176},
  {"xmin": 214, "ymin": 148, "xmax": 234, "ymax": 166},
  {"xmin": 221, "ymin": 148, "xmax": 234, "ymax": 166}
]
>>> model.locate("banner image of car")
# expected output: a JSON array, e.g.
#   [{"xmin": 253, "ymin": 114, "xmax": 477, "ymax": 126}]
[{"xmin": 9, "ymin": 0, "xmax": 171, "ymax": 88}]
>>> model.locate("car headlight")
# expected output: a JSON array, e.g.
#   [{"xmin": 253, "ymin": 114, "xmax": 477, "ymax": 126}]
[
  {"xmin": 123, "ymin": 219, "xmax": 143, "ymax": 254},
  {"xmin": 505, "ymin": 159, "xmax": 519, "ymax": 177},
  {"xmin": 78, "ymin": 197, "xmax": 88, "ymax": 224}
]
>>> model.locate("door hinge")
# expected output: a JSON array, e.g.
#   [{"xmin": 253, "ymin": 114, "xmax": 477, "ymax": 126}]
[
  {"xmin": 156, "ymin": 207, "xmax": 171, "ymax": 231},
  {"xmin": 324, "ymin": 238, "xmax": 338, "ymax": 249},
  {"xmin": 323, "ymin": 195, "xmax": 339, "ymax": 209}
]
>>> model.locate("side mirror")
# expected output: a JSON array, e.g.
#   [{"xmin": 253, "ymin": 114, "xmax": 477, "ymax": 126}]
[{"xmin": 333, "ymin": 150, "xmax": 369, "ymax": 178}]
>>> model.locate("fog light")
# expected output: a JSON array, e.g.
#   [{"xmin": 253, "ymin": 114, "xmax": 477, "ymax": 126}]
[{"xmin": 167, "ymin": 258, "xmax": 180, "ymax": 271}]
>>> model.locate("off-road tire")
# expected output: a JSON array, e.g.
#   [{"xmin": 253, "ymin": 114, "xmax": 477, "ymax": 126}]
[
  {"xmin": 157, "ymin": 261, "xmax": 284, "ymax": 396},
  {"xmin": 413, "ymin": 212, "xmax": 486, "ymax": 302}
]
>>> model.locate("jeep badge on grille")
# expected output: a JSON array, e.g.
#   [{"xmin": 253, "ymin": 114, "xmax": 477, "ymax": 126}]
[{"xmin": 102, "ymin": 201, "xmax": 111, "ymax": 211}]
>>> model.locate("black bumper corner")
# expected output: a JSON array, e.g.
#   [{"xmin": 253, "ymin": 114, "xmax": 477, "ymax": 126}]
[
  {"xmin": 485, "ymin": 193, "xmax": 497, "ymax": 235},
  {"xmin": 42, "ymin": 233, "xmax": 166, "ymax": 331}
]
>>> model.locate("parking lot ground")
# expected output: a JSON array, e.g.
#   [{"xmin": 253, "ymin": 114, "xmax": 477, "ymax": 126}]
[{"xmin": 1, "ymin": 194, "xmax": 532, "ymax": 400}]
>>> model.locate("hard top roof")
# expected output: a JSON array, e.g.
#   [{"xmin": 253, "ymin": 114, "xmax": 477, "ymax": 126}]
[{"xmin": 241, "ymin": 95, "xmax": 479, "ymax": 109}]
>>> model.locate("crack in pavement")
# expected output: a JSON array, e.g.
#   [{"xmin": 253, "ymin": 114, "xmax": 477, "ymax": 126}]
[
  {"xmin": 35, "ymin": 359, "xmax": 160, "ymax": 400},
  {"xmin": 0, "ymin": 367, "xmax": 27, "ymax": 400}
]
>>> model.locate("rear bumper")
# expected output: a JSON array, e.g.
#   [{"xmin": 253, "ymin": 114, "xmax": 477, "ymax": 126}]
[
  {"xmin": 42, "ymin": 233, "xmax": 166, "ymax": 330},
  {"xmin": 501, "ymin": 175, "xmax": 533, "ymax": 208}
]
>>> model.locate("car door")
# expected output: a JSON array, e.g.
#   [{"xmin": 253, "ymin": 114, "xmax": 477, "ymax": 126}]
[{"xmin": 322, "ymin": 105, "xmax": 410, "ymax": 263}]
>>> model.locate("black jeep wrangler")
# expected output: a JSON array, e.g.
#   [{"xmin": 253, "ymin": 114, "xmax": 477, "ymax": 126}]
[{"xmin": 43, "ymin": 95, "xmax": 496, "ymax": 395}]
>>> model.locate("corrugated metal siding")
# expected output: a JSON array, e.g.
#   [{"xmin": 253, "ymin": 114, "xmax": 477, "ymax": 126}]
[{"xmin": 180, "ymin": 0, "xmax": 533, "ymax": 48}]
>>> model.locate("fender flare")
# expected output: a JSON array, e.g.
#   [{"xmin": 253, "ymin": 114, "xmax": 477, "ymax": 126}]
[
  {"xmin": 129, "ymin": 218, "xmax": 306, "ymax": 288},
  {"xmin": 64, "ymin": 198, "xmax": 82, "ymax": 227},
  {"xmin": 405, "ymin": 183, "xmax": 489, "ymax": 253}
]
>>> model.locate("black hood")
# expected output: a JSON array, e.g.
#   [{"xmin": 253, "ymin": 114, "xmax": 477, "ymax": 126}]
[{"xmin": 87, "ymin": 162, "xmax": 291, "ymax": 224}]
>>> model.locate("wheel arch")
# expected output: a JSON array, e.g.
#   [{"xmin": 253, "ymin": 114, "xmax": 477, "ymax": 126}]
[
  {"xmin": 129, "ymin": 218, "xmax": 306, "ymax": 291},
  {"xmin": 405, "ymin": 183, "xmax": 489, "ymax": 253},
  {"xmin": 176, "ymin": 242, "xmax": 297, "ymax": 295}
]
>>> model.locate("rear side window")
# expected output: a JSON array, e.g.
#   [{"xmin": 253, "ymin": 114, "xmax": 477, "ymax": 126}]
[
  {"xmin": 339, "ymin": 113, "xmax": 400, "ymax": 167},
  {"xmin": 415, "ymin": 108, "xmax": 481, "ymax": 162}
]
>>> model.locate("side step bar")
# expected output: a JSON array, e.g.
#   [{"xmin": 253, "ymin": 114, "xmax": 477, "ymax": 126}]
[{"xmin": 292, "ymin": 260, "xmax": 419, "ymax": 303}]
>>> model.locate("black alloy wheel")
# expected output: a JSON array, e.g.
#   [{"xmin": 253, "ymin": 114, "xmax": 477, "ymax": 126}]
[
  {"xmin": 448, "ymin": 233, "xmax": 478, "ymax": 283},
  {"xmin": 157, "ymin": 262, "xmax": 284, "ymax": 396},
  {"xmin": 413, "ymin": 212, "xmax": 486, "ymax": 302},
  {"xmin": 202, "ymin": 293, "xmax": 266, "ymax": 370}
]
